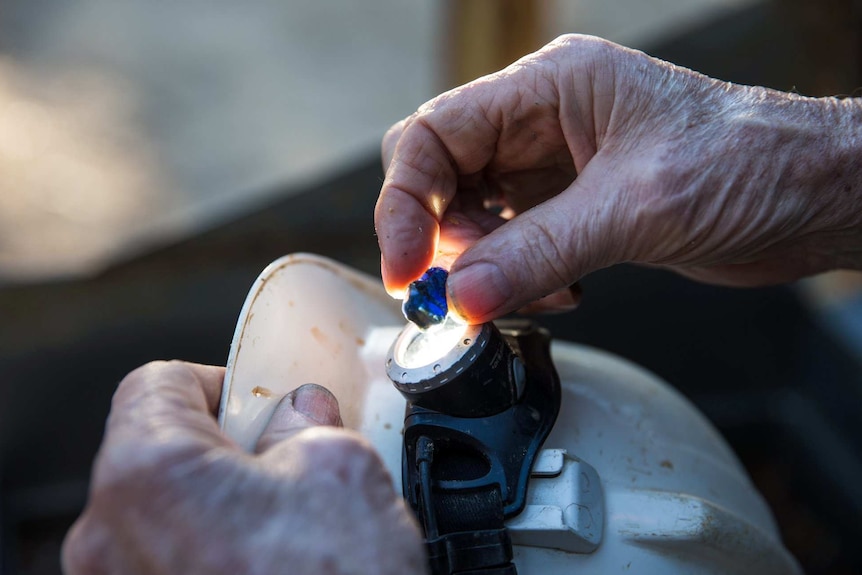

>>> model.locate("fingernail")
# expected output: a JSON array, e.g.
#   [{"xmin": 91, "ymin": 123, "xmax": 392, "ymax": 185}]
[
  {"xmin": 291, "ymin": 384, "xmax": 341, "ymax": 426},
  {"xmin": 447, "ymin": 262, "xmax": 513, "ymax": 321}
]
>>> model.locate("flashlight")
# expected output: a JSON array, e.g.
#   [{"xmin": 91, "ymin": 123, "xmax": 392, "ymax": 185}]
[
  {"xmin": 387, "ymin": 319, "xmax": 526, "ymax": 417},
  {"xmin": 387, "ymin": 314, "xmax": 560, "ymax": 575},
  {"xmin": 389, "ymin": 266, "xmax": 527, "ymax": 417}
]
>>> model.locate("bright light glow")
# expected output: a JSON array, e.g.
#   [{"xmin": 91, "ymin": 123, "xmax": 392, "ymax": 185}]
[
  {"xmin": 446, "ymin": 305, "xmax": 468, "ymax": 326},
  {"xmin": 387, "ymin": 285, "xmax": 407, "ymax": 300},
  {"xmin": 396, "ymin": 316, "xmax": 468, "ymax": 369}
]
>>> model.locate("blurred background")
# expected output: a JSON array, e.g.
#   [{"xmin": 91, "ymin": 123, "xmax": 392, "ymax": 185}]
[{"xmin": 1, "ymin": 1, "xmax": 861, "ymax": 573}]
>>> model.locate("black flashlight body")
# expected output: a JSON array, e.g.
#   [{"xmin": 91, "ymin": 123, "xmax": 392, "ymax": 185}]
[
  {"xmin": 387, "ymin": 319, "xmax": 561, "ymax": 575},
  {"xmin": 387, "ymin": 321, "xmax": 525, "ymax": 417}
]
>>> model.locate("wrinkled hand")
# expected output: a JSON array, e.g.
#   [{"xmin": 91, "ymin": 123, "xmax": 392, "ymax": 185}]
[
  {"xmin": 62, "ymin": 361, "xmax": 426, "ymax": 575},
  {"xmin": 376, "ymin": 34, "xmax": 862, "ymax": 323}
]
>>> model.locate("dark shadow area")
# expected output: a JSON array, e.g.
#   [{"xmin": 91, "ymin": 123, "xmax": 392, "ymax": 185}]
[{"xmin": 3, "ymin": 1, "xmax": 862, "ymax": 573}]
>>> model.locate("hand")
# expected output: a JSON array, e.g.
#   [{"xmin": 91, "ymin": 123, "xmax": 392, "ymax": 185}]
[
  {"xmin": 62, "ymin": 361, "xmax": 426, "ymax": 575},
  {"xmin": 376, "ymin": 34, "xmax": 862, "ymax": 323}
]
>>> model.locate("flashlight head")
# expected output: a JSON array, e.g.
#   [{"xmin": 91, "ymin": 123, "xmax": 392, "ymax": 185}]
[{"xmin": 386, "ymin": 320, "xmax": 525, "ymax": 417}]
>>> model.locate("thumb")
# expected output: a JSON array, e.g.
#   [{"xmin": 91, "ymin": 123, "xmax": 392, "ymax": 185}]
[
  {"xmin": 255, "ymin": 384, "xmax": 343, "ymax": 453},
  {"xmin": 447, "ymin": 173, "xmax": 627, "ymax": 323}
]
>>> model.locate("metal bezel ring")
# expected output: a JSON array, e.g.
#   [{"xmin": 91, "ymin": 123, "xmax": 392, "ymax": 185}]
[{"xmin": 386, "ymin": 322, "xmax": 490, "ymax": 393}]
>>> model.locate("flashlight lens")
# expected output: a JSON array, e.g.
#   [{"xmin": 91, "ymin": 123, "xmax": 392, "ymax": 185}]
[
  {"xmin": 387, "ymin": 321, "xmax": 521, "ymax": 417},
  {"xmin": 395, "ymin": 317, "xmax": 468, "ymax": 369}
]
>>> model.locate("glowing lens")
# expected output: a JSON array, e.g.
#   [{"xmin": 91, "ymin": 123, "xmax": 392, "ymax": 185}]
[{"xmin": 395, "ymin": 316, "xmax": 469, "ymax": 369}]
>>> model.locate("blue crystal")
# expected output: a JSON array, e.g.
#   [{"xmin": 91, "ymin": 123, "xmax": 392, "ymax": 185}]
[{"xmin": 402, "ymin": 267, "xmax": 449, "ymax": 329}]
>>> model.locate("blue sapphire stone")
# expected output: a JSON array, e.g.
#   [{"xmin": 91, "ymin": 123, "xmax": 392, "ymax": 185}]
[{"xmin": 402, "ymin": 267, "xmax": 449, "ymax": 330}]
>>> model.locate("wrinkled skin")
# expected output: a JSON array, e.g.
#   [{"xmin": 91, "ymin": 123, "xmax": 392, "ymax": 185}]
[
  {"xmin": 376, "ymin": 34, "xmax": 862, "ymax": 323},
  {"xmin": 62, "ymin": 361, "xmax": 427, "ymax": 575}
]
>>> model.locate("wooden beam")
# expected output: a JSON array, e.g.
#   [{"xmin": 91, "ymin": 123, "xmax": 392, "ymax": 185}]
[{"xmin": 445, "ymin": 0, "xmax": 544, "ymax": 88}]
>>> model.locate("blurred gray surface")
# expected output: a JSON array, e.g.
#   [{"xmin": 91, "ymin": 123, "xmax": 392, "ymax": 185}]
[
  {"xmin": 0, "ymin": 0, "xmax": 438, "ymax": 281},
  {"xmin": 549, "ymin": 0, "xmax": 757, "ymax": 46}
]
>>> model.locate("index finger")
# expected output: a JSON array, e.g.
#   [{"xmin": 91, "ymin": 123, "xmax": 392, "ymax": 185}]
[
  {"xmin": 375, "ymin": 82, "xmax": 509, "ymax": 294},
  {"xmin": 105, "ymin": 360, "xmax": 230, "ymax": 450}
]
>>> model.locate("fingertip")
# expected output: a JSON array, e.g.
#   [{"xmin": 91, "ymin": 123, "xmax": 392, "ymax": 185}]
[
  {"xmin": 375, "ymin": 194, "xmax": 439, "ymax": 297},
  {"xmin": 381, "ymin": 255, "xmax": 409, "ymax": 299},
  {"xmin": 380, "ymin": 241, "xmax": 437, "ymax": 300},
  {"xmin": 256, "ymin": 384, "xmax": 342, "ymax": 453}
]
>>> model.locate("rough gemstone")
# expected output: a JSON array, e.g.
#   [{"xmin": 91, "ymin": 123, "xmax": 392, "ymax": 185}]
[{"xmin": 402, "ymin": 267, "xmax": 449, "ymax": 329}]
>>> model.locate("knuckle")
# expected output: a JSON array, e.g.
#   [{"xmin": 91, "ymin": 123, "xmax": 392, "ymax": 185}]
[
  {"xmin": 541, "ymin": 34, "xmax": 622, "ymax": 87},
  {"xmin": 545, "ymin": 33, "xmax": 584, "ymax": 53},
  {"xmin": 416, "ymin": 87, "xmax": 479, "ymax": 135},
  {"xmin": 112, "ymin": 359, "xmax": 195, "ymax": 409},
  {"xmin": 544, "ymin": 33, "xmax": 614, "ymax": 60},
  {"xmin": 384, "ymin": 118, "xmax": 407, "ymax": 145},
  {"xmin": 295, "ymin": 428, "xmax": 388, "ymax": 485},
  {"xmin": 62, "ymin": 518, "xmax": 105, "ymax": 575},
  {"xmin": 301, "ymin": 428, "xmax": 375, "ymax": 463},
  {"xmin": 382, "ymin": 119, "xmax": 408, "ymax": 161},
  {"xmin": 117, "ymin": 360, "xmax": 167, "ymax": 389},
  {"xmin": 115, "ymin": 360, "xmax": 179, "ymax": 397}
]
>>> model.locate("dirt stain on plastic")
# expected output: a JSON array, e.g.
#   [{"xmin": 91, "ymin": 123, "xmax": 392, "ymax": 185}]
[{"xmin": 311, "ymin": 326, "xmax": 327, "ymax": 345}]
